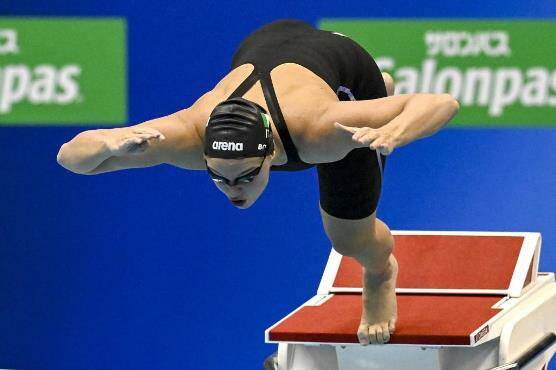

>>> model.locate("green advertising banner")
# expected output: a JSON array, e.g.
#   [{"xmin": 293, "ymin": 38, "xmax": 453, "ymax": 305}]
[
  {"xmin": 320, "ymin": 19, "xmax": 556, "ymax": 126},
  {"xmin": 0, "ymin": 18, "xmax": 126, "ymax": 125}
]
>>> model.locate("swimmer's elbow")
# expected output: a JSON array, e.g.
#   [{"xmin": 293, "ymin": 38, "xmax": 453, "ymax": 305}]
[
  {"xmin": 437, "ymin": 94, "xmax": 460, "ymax": 123},
  {"xmin": 56, "ymin": 144, "xmax": 93, "ymax": 175},
  {"xmin": 440, "ymin": 93, "xmax": 459, "ymax": 111},
  {"xmin": 56, "ymin": 144, "xmax": 75, "ymax": 172}
]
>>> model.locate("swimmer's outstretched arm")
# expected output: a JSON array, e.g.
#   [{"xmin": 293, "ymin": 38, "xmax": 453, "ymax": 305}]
[
  {"xmin": 321, "ymin": 93, "xmax": 459, "ymax": 155},
  {"xmin": 57, "ymin": 108, "xmax": 205, "ymax": 174}
]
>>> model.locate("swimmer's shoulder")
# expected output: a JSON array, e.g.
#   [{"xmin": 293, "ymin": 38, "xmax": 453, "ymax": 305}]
[{"xmin": 270, "ymin": 64, "xmax": 340, "ymax": 156}]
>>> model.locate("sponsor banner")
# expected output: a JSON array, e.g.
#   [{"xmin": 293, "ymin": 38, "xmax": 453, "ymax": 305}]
[
  {"xmin": 0, "ymin": 18, "xmax": 126, "ymax": 125},
  {"xmin": 320, "ymin": 19, "xmax": 556, "ymax": 126}
]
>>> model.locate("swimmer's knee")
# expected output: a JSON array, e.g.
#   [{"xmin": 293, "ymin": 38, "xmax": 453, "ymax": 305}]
[
  {"xmin": 320, "ymin": 209, "xmax": 392, "ymax": 258},
  {"xmin": 328, "ymin": 227, "xmax": 393, "ymax": 259},
  {"xmin": 331, "ymin": 237, "xmax": 373, "ymax": 257},
  {"xmin": 330, "ymin": 230, "xmax": 390, "ymax": 256},
  {"xmin": 381, "ymin": 72, "xmax": 395, "ymax": 96}
]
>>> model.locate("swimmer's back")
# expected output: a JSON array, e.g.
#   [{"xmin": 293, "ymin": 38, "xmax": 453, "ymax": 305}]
[{"xmin": 231, "ymin": 19, "xmax": 372, "ymax": 93}]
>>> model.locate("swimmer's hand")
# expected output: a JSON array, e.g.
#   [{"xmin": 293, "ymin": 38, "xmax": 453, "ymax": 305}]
[
  {"xmin": 334, "ymin": 122, "xmax": 398, "ymax": 156},
  {"xmin": 106, "ymin": 127, "xmax": 166, "ymax": 156}
]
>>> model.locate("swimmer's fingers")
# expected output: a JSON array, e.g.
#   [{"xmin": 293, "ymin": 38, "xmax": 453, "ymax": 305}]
[
  {"xmin": 334, "ymin": 122, "xmax": 394, "ymax": 154},
  {"xmin": 369, "ymin": 136, "xmax": 395, "ymax": 156},
  {"xmin": 132, "ymin": 127, "xmax": 166, "ymax": 140},
  {"xmin": 137, "ymin": 133, "xmax": 165, "ymax": 143},
  {"xmin": 132, "ymin": 131, "xmax": 166, "ymax": 141},
  {"xmin": 124, "ymin": 135, "xmax": 155, "ymax": 147},
  {"xmin": 334, "ymin": 122, "xmax": 358, "ymax": 134},
  {"xmin": 122, "ymin": 137, "xmax": 149, "ymax": 154},
  {"xmin": 106, "ymin": 127, "xmax": 166, "ymax": 157},
  {"xmin": 118, "ymin": 134, "xmax": 162, "ymax": 155},
  {"xmin": 334, "ymin": 122, "xmax": 380, "ymax": 144},
  {"xmin": 353, "ymin": 127, "xmax": 380, "ymax": 143},
  {"xmin": 356, "ymin": 128, "xmax": 397, "ymax": 155},
  {"xmin": 126, "ymin": 130, "xmax": 166, "ymax": 152}
]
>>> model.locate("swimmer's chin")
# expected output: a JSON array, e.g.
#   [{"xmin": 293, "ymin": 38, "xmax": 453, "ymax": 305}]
[{"xmin": 230, "ymin": 199, "xmax": 252, "ymax": 209}]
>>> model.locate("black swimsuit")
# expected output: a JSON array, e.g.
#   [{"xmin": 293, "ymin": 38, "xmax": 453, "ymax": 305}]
[{"xmin": 229, "ymin": 19, "xmax": 388, "ymax": 219}]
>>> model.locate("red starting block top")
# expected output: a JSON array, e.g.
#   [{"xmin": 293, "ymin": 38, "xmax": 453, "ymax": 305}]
[
  {"xmin": 268, "ymin": 293, "xmax": 503, "ymax": 345},
  {"xmin": 266, "ymin": 231, "xmax": 543, "ymax": 346}
]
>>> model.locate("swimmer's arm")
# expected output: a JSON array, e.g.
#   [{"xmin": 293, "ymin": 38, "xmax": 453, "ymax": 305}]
[
  {"xmin": 318, "ymin": 93, "xmax": 459, "ymax": 153},
  {"xmin": 57, "ymin": 109, "xmax": 205, "ymax": 175}
]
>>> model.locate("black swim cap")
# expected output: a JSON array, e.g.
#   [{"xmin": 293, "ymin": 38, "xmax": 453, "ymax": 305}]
[{"xmin": 204, "ymin": 97, "xmax": 274, "ymax": 159}]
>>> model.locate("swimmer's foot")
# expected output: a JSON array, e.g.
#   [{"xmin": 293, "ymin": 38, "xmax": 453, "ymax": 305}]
[{"xmin": 357, "ymin": 254, "xmax": 398, "ymax": 345}]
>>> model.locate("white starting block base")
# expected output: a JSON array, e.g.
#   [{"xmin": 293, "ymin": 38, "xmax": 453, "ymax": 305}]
[
  {"xmin": 279, "ymin": 341, "xmax": 500, "ymax": 370},
  {"xmin": 280, "ymin": 337, "xmax": 553, "ymax": 370}
]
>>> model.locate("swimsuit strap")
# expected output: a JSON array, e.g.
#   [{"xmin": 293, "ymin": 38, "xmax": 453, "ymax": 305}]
[
  {"xmin": 228, "ymin": 68, "xmax": 260, "ymax": 98},
  {"xmin": 259, "ymin": 72, "xmax": 303, "ymax": 164}
]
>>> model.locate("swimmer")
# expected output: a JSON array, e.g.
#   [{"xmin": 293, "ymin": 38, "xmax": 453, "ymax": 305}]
[{"xmin": 57, "ymin": 20, "xmax": 459, "ymax": 346}]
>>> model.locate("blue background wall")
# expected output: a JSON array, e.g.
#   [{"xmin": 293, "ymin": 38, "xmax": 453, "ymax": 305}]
[{"xmin": 1, "ymin": 1, "xmax": 555, "ymax": 369}]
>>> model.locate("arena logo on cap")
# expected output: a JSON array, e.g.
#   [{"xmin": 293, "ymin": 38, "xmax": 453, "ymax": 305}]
[
  {"xmin": 319, "ymin": 19, "xmax": 556, "ymax": 126},
  {"xmin": 0, "ymin": 18, "xmax": 126, "ymax": 125},
  {"xmin": 212, "ymin": 141, "xmax": 244, "ymax": 151}
]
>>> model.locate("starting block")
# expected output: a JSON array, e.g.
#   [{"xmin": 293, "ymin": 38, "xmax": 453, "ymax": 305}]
[{"xmin": 265, "ymin": 231, "xmax": 556, "ymax": 370}]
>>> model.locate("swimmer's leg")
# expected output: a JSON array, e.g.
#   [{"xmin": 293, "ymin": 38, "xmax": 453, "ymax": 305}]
[{"xmin": 319, "ymin": 208, "xmax": 398, "ymax": 345}]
